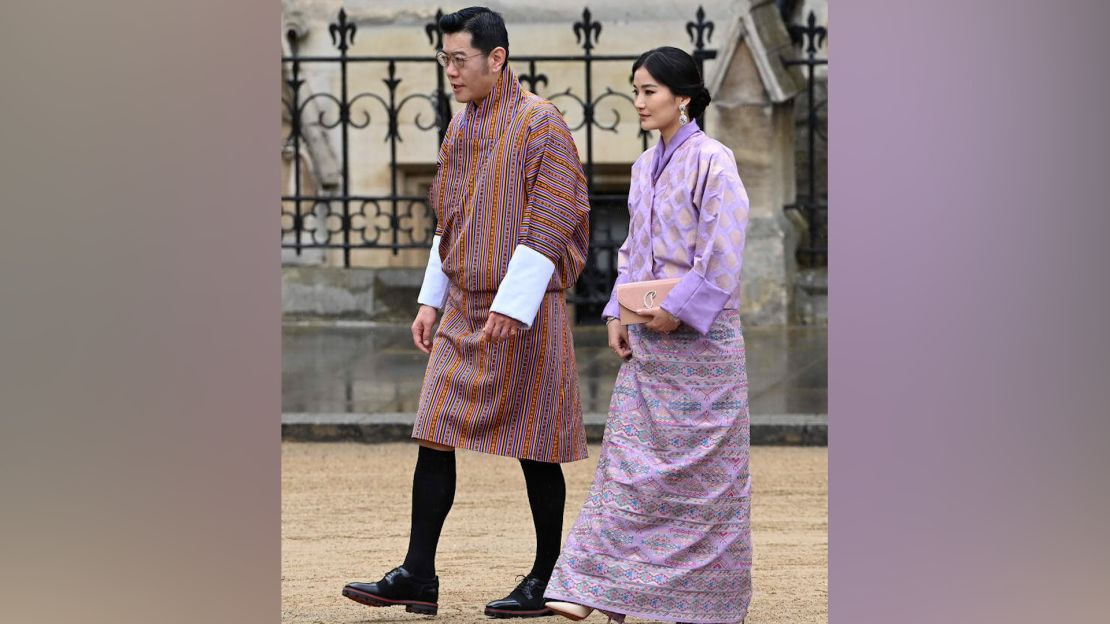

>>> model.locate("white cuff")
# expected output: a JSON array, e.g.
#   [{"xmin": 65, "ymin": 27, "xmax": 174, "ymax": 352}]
[
  {"xmin": 416, "ymin": 235, "xmax": 450, "ymax": 309},
  {"xmin": 489, "ymin": 244, "xmax": 556, "ymax": 329}
]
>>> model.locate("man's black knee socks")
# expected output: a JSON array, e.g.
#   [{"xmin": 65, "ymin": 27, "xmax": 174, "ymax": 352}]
[
  {"xmin": 519, "ymin": 458, "xmax": 566, "ymax": 582},
  {"xmin": 402, "ymin": 446, "xmax": 456, "ymax": 579}
]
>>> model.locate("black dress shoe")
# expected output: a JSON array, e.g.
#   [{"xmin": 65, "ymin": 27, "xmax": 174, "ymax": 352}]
[
  {"xmin": 342, "ymin": 565, "xmax": 439, "ymax": 615},
  {"xmin": 484, "ymin": 575, "xmax": 554, "ymax": 618}
]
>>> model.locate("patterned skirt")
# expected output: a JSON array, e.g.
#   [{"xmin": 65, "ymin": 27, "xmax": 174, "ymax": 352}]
[
  {"xmin": 411, "ymin": 286, "xmax": 588, "ymax": 463},
  {"xmin": 545, "ymin": 310, "xmax": 752, "ymax": 623}
]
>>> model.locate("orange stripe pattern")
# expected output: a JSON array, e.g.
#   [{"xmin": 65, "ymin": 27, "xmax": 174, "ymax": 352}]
[{"xmin": 412, "ymin": 66, "xmax": 591, "ymax": 463}]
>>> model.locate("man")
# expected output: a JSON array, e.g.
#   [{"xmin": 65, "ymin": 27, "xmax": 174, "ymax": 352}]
[{"xmin": 342, "ymin": 6, "xmax": 591, "ymax": 619}]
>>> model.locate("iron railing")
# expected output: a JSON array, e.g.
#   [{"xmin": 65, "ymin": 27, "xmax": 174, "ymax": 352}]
[
  {"xmin": 784, "ymin": 10, "xmax": 828, "ymax": 265},
  {"xmin": 282, "ymin": 6, "xmax": 718, "ymax": 317}
]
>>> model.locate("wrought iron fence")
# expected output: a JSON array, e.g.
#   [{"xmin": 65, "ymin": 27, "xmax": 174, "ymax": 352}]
[
  {"xmin": 282, "ymin": 6, "xmax": 718, "ymax": 318},
  {"xmin": 784, "ymin": 10, "xmax": 828, "ymax": 266}
]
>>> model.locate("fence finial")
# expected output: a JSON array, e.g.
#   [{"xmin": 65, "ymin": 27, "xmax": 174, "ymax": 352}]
[
  {"xmin": 329, "ymin": 8, "xmax": 357, "ymax": 51},
  {"xmin": 686, "ymin": 6, "xmax": 714, "ymax": 51},
  {"xmin": 573, "ymin": 8, "xmax": 602, "ymax": 52},
  {"xmin": 425, "ymin": 9, "xmax": 444, "ymax": 49},
  {"xmin": 789, "ymin": 11, "xmax": 827, "ymax": 54}
]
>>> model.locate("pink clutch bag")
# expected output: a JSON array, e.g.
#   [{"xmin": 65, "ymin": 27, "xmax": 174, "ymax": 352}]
[{"xmin": 614, "ymin": 278, "xmax": 681, "ymax": 325}]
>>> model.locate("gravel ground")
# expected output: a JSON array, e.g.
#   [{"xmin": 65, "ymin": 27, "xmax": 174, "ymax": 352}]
[{"xmin": 282, "ymin": 442, "xmax": 827, "ymax": 624}]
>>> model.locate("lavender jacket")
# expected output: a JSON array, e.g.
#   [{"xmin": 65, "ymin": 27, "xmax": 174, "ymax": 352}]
[{"xmin": 602, "ymin": 121, "xmax": 750, "ymax": 334}]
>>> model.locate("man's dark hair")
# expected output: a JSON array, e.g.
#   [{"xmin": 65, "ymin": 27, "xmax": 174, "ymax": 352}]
[{"xmin": 439, "ymin": 7, "xmax": 509, "ymax": 61}]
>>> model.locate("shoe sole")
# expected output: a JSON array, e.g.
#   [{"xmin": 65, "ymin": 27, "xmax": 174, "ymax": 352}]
[
  {"xmin": 342, "ymin": 586, "xmax": 439, "ymax": 615},
  {"xmin": 484, "ymin": 607, "xmax": 555, "ymax": 618}
]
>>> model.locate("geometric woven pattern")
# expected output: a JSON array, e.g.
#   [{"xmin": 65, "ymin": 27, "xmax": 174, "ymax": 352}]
[
  {"xmin": 601, "ymin": 130, "xmax": 750, "ymax": 332},
  {"xmin": 546, "ymin": 311, "xmax": 751, "ymax": 623}
]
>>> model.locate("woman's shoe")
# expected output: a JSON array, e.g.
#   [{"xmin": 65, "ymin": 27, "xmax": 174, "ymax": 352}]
[{"xmin": 545, "ymin": 601, "xmax": 593, "ymax": 621}]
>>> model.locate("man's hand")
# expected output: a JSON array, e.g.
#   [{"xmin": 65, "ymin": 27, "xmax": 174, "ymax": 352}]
[
  {"xmin": 411, "ymin": 305, "xmax": 439, "ymax": 354},
  {"xmin": 636, "ymin": 307, "xmax": 681, "ymax": 334},
  {"xmin": 482, "ymin": 311, "xmax": 522, "ymax": 343}
]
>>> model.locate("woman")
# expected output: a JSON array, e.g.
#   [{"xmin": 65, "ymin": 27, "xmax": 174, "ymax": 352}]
[{"xmin": 543, "ymin": 47, "xmax": 752, "ymax": 624}]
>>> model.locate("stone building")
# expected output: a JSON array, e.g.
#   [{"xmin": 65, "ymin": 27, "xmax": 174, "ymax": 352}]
[{"xmin": 281, "ymin": 0, "xmax": 826, "ymax": 325}]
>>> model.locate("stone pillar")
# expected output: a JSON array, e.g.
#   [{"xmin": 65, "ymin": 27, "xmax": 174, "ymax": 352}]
[
  {"xmin": 705, "ymin": 3, "xmax": 803, "ymax": 326},
  {"xmin": 708, "ymin": 46, "xmax": 798, "ymax": 326}
]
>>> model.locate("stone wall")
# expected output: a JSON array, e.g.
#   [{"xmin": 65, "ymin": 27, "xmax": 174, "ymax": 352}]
[{"xmin": 282, "ymin": 1, "xmax": 808, "ymax": 325}]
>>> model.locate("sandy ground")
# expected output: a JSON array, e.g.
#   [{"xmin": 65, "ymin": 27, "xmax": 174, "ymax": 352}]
[{"xmin": 282, "ymin": 443, "xmax": 827, "ymax": 624}]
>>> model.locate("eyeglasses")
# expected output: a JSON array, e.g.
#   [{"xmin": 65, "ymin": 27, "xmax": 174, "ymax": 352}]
[{"xmin": 435, "ymin": 50, "xmax": 486, "ymax": 68}]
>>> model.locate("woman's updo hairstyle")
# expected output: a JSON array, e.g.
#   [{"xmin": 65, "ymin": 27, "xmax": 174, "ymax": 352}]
[{"xmin": 631, "ymin": 46, "xmax": 712, "ymax": 118}]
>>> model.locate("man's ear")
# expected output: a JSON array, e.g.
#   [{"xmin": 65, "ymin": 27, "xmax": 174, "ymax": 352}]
[{"xmin": 489, "ymin": 46, "xmax": 507, "ymax": 72}]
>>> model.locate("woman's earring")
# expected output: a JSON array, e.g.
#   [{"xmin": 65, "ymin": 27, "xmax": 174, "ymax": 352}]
[{"xmin": 678, "ymin": 103, "xmax": 689, "ymax": 126}]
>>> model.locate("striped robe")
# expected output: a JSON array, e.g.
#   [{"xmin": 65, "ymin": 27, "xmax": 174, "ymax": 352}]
[{"xmin": 411, "ymin": 66, "xmax": 591, "ymax": 463}]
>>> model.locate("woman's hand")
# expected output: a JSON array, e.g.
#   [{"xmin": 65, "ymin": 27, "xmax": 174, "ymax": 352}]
[
  {"xmin": 636, "ymin": 307, "xmax": 681, "ymax": 334},
  {"xmin": 607, "ymin": 319, "xmax": 632, "ymax": 360}
]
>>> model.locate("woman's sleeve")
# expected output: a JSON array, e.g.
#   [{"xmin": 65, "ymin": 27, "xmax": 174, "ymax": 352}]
[
  {"xmin": 659, "ymin": 149, "xmax": 749, "ymax": 334},
  {"xmin": 601, "ymin": 226, "xmax": 633, "ymax": 320}
]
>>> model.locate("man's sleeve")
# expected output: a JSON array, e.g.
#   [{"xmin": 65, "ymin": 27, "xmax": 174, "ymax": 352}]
[
  {"xmin": 417, "ymin": 116, "xmax": 455, "ymax": 310},
  {"xmin": 416, "ymin": 235, "xmax": 449, "ymax": 309},
  {"xmin": 490, "ymin": 104, "xmax": 590, "ymax": 328}
]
